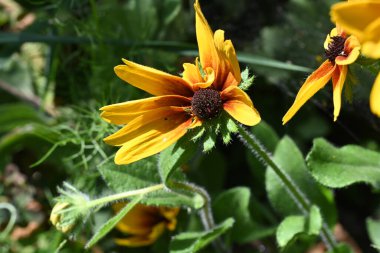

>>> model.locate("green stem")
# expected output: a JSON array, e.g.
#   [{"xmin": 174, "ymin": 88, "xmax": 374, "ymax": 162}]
[
  {"xmin": 0, "ymin": 203, "xmax": 17, "ymax": 239},
  {"xmin": 169, "ymin": 181, "xmax": 229, "ymax": 253},
  {"xmin": 237, "ymin": 124, "xmax": 336, "ymax": 250},
  {"xmin": 88, "ymin": 184, "xmax": 164, "ymax": 208}
]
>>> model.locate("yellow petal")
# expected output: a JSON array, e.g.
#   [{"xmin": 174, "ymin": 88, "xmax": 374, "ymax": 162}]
[
  {"xmin": 113, "ymin": 203, "xmax": 159, "ymax": 235},
  {"xmin": 221, "ymin": 85, "xmax": 253, "ymax": 107},
  {"xmin": 114, "ymin": 59, "xmax": 193, "ymax": 96},
  {"xmin": 182, "ymin": 63, "xmax": 203, "ymax": 84},
  {"xmin": 224, "ymin": 39, "xmax": 241, "ymax": 83},
  {"xmin": 103, "ymin": 107, "xmax": 187, "ymax": 146},
  {"xmin": 361, "ymin": 18, "xmax": 380, "ymax": 58},
  {"xmin": 223, "ymin": 100, "xmax": 261, "ymax": 126},
  {"xmin": 332, "ymin": 65, "xmax": 348, "ymax": 121},
  {"xmin": 159, "ymin": 207, "xmax": 180, "ymax": 231},
  {"xmin": 113, "ymin": 114, "xmax": 193, "ymax": 165},
  {"xmin": 100, "ymin": 95, "xmax": 191, "ymax": 125},
  {"xmin": 335, "ymin": 36, "xmax": 361, "ymax": 65},
  {"xmin": 282, "ymin": 60, "xmax": 336, "ymax": 124},
  {"xmin": 115, "ymin": 223, "xmax": 166, "ymax": 247},
  {"xmin": 194, "ymin": 0, "xmax": 219, "ymax": 71},
  {"xmin": 370, "ymin": 72, "xmax": 380, "ymax": 117},
  {"xmin": 331, "ymin": 0, "xmax": 380, "ymax": 41}
]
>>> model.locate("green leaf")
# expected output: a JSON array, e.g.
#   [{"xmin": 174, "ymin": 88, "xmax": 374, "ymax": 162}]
[
  {"xmin": 85, "ymin": 195, "xmax": 142, "ymax": 248},
  {"xmin": 239, "ymin": 67, "xmax": 255, "ymax": 91},
  {"xmin": 170, "ymin": 218, "xmax": 234, "ymax": 253},
  {"xmin": 213, "ymin": 187, "xmax": 257, "ymax": 243},
  {"xmin": 276, "ymin": 206, "xmax": 322, "ymax": 248},
  {"xmin": 367, "ymin": 218, "xmax": 380, "ymax": 250},
  {"xmin": 98, "ymin": 157, "xmax": 198, "ymax": 208},
  {"xmin": 266, "ymin": 136, "xmax": 336, "ymax": 226},
  {"xmin": 327, "ymin": 243, "xmax": 355, "ymax": 253},
  {"xmin": 159, "ymin": 134, "xmax": 198, "ymax": 183},
  {"xmin": 306, "ymin": 138, "xmax": 380, "ymax": 188}
]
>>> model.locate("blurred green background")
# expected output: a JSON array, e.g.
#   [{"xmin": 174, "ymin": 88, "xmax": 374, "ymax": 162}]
[{"xmin": 1, "ymin": 0, "xmax": 379, "ymax": 252}]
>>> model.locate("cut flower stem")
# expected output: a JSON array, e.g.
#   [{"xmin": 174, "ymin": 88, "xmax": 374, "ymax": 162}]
[{"xmin": 237, "ymin": 124, "xmax": 337, "ymax": 250}]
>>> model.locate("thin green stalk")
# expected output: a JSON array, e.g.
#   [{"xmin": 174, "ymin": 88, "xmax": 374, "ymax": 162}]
[
  {"xmin": 237, "ymin": 124, "xmax": 336, "ymax": 250},
  {"xmin": 169, "ymin": 181, "xmax": 230, "ymax": 253},
  {"xmin": 88, "ymin": 184, "xmax": 164, "ymax": 208}
]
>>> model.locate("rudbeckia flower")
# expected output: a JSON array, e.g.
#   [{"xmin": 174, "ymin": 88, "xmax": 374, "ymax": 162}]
[
  {"xmin": 331, "ymin": 0, "xmax": 380, "ymax": 116},
  {"xmin": 113, "ymin": 203, "xmax": 179, "ymax": 247},
  {"xmin": 282, "ymin": 27, "xmax": 360, "ymax": 124},
  {"xmin": 101, "ymin": 0, "xmax": 260, "ymax": 165}
]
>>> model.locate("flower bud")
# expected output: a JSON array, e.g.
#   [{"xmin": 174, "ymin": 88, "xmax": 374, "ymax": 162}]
[{"xmin": 50, "ymin": 202, "xmax": 74, "ymax": 233}]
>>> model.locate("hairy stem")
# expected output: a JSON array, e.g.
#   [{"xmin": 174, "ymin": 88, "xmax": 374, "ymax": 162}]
[
  {"xmin": 88, "ymin": 184, "xmax": 164, "ymax": 208},
  {"xmin": 237, "ymin": 124, "xmax": 336, "ymax": 250}
]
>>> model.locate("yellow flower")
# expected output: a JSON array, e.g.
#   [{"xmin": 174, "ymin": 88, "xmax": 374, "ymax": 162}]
[
  {"xmin": 113, "ymin": 203, "xmax": 179, "ymax": 247},
  {"xmin": 100, "ymin": 0, "xmax": 260, "ymax": 165},
  {"xmin": 282, "ymin": 27, "xmax": 360, "ymax": 124},
  {"xmin": 331, "ymin": 0, "xmax": 380, "ymax": 116}
]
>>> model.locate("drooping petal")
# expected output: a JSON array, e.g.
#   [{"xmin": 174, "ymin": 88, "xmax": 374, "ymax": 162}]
[
  {"xmin": 108, "ymin": 111, "xmax": 194, "ymax": 165},
  {"xmin": 221, "ymin": 85, "xmax": 253, "ymax": 107},
  {"xmin": 194, "ymin": 0, "xmax": 219, "ymax": 71},
  {"xmin": 282, "ymin": 60, "xmax": 336, "ymax": 124},
  {"xmin": 182, "ymin": 62, "xmax": 203, "ymax": 85},
  {"xmin": 223, "ymin": 100, "xmax": 261, "ymax": 126},
  {"xmin": 115, "ymin": 223, "xmax": 166, "ymax": 247},
  {"xmin": 221, "ymin": 86, "xmax": 260, "ymax": 126},
  {"xmin": 335, "ymin": 36, "xmax": 361, "ymax": 65},
  {"xmin": 114, "ymin": 59, "xmax": 194, "ymax": 97},
  {"xmin": 370, "ymin": 72, "xmax": 380, "ymax": 117},
  {"xmin": 332, "ymin": 65, "xmax": 348, "ymax": 121},
  {"xmin": 100, "ymin": 95, "xmax": 191, "ymax": 124},
  {"xmin": 331, "ymin": 0, "xmax": 380, "ymax": 41}
]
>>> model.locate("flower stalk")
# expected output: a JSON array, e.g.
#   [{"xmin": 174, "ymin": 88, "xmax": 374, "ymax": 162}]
[{"xmin": 236, "ymin": 124, "xmax": 337, "ymax": 250}]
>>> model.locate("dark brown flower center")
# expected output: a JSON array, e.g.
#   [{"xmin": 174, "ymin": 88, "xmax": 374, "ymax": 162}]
[
  {"xmin": 325, "ymin": 36, "xmax": 347, "ymax": 63},
  {"xmin": 191, "ymin": 88, "xmax": 222, "ymax": 120}
]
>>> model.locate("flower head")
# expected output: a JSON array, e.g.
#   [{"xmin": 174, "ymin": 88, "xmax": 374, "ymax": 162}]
[
  {"xmin": 282, "ymin": 27, "xmax": 360, "ymax": 124},
  {"xmin": 101, "ymin": 0, "xmax": 260, "ymax": 165},
  {"xmin": 331, "ymin": 0, "xmax": 380, "ymax": 116},
  {"xmin": 113, "ymin": 203, "xmax": 179, "ymax": 247}
]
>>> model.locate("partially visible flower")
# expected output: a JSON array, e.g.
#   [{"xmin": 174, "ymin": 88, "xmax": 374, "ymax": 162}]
[
  {"xmin": 100, "ymin": 0, "xmax": 260, "ymax": 165},
  {"xmin": 113, "ymin": 203, "xmax": 179, "ymax": 247},
  {"xmin": 50, "ymin": 202, "xmax": 74, "ymax": 233},
  {"xmin": 331, "ymin": 0, "xmax": 380, "ymax": 116},
  {"xmin": 282, "ymin": 27, "xmax": 360, "ymax": 124}
]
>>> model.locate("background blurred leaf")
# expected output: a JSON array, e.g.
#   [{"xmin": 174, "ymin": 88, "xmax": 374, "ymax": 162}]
[{"xmin": 307, "ymin": 138, "xmax": 380, "ymax": 188}]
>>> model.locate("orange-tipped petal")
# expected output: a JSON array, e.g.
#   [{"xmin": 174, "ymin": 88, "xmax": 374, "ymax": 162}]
[
  {"xmin": 282, "ymin": 60, "xmax": 336, "ymax": 124},
  {"xmin": 194, "ymin": 0, "xmax": 219, "ymax": 71},
  {"xmin": 370, "ymin": 72, "xmax": 380, "ymax": 117},
  {"xmin": 109, "ymin": 112, "xmax": 193, "ymax": 165},
  {"xmin": 332, "ymin": 65, "xmax": 348, "ymax": 121},
  {"xmin": 100, "ymin": 95, "xmax": 191, "ymax": 125},
  {"xmin": 104, "ymin": 107, "xmax": 187, "ymax": 146},
  {"xmin": 223, "ymin": 100, "xmax": 261, "ymax": 126},
  {"xmin": 114, "ymin": 59, "xmax": 193, "ymax": 97},
  {"xmin": 335, "ymin": 36, "xmax": 361, "ymax": 65},
  {"xmin": 331, "ymin": 0, "xmax": 380, "ymax": 41}
]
